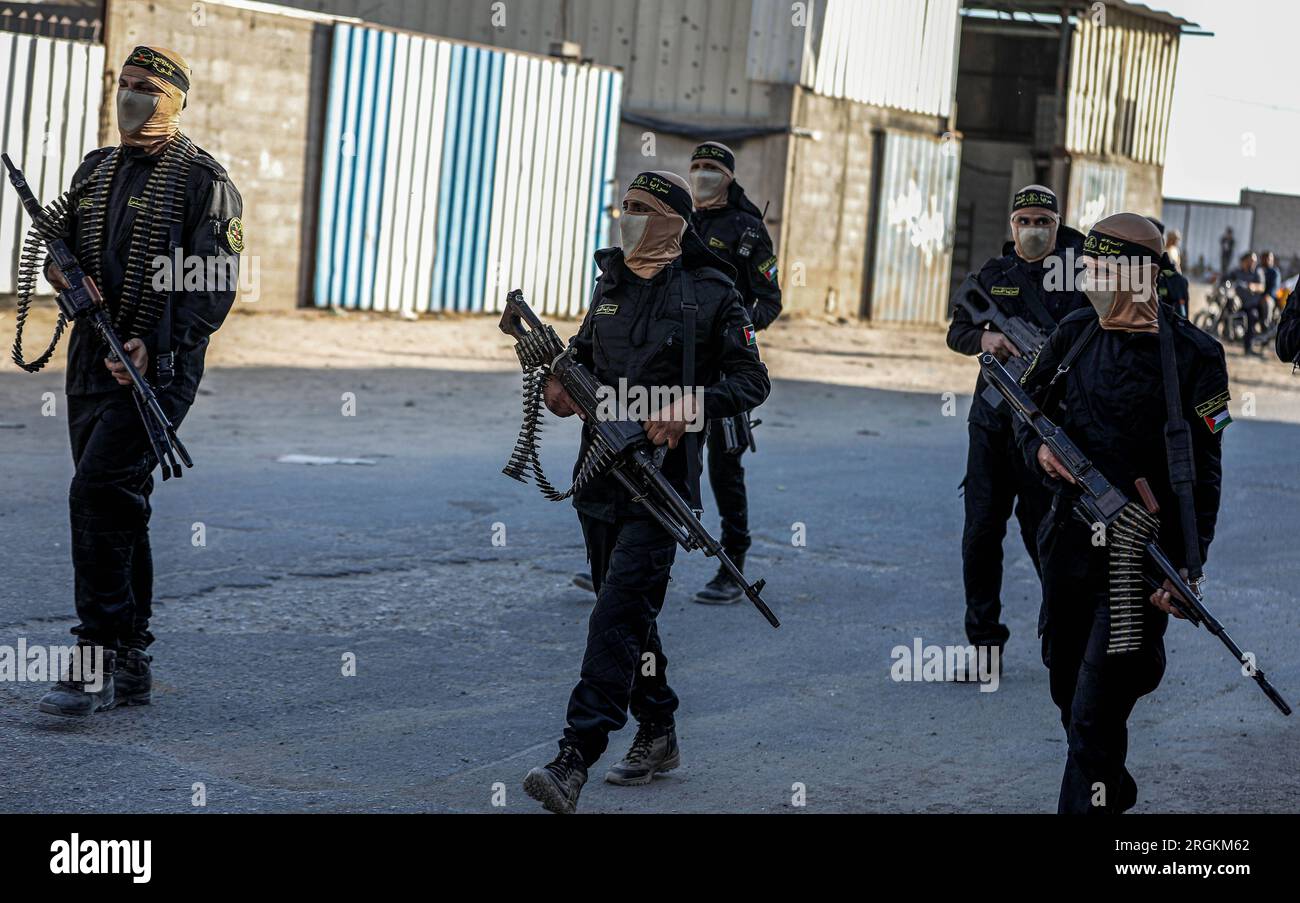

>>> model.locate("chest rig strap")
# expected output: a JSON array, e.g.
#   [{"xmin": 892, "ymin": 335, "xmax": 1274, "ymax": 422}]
[{"xmin": 678, "ymin": 269, "xmax": 701, "ymax": 512}]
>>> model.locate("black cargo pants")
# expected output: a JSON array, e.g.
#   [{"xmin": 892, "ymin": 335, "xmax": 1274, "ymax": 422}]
[{"xmin": 563, "ymin": 513, "xmax": 680, "ymax": 765}]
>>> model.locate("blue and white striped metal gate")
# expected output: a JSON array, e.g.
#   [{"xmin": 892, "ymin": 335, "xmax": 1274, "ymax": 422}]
[
  {"xmin": 0, "ymin": 32, "xmax": 105, "ymax": 296},
  {"xmin": 314, "ymin": 24, "xmax": 622, "ymax": 317}
]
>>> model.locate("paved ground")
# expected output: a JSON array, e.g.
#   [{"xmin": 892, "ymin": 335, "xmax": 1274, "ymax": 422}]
[{"xmin": 0, "ymin": 310, "xmax": 1296, "ymax": 813}]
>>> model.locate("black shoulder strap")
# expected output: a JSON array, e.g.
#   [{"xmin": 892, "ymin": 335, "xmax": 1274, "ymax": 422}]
[
  {"xmin": 1158, "ymin": 307, "xmax": 1203, "ymax": 580},
  {"xmin": 1046, "ymin": 318, "xmax": 1100, "ymax": 393},
  {"xmin": 156, "ymin": 220, "xmax": 181, "ymax": 388},
  {"xmin": 1001, "ymin": 262, "xmax": 1057, "ymax": 331},
  {"xmin": 679, "ymin": 269, "xmax": 701, "ymax": 512}
]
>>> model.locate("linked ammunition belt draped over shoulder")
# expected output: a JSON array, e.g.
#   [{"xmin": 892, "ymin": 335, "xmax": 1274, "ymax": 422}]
[
  {"xmin": 77, "ymin": 135, "xmax": 198, "ymax": 341},
  {"xmin": 11, "ymin": 173, "xmax": 87, "ymax": 371},
  {"xmin": 11, "ymin": 136, "xmax": 197, "ymax": 374}
]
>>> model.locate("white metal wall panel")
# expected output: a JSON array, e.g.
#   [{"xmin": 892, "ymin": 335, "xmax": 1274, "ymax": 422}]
[
  {"xmin": 1067, "ymin": 7, "xmax": 1180, "ymax": 165},
  {"xmin": 0, "ymin": 33, "xmax": 104, "ymax": 296},
  {"xmin": 1162, "ymin": 199, "xmax": 1255, "ymax": 278},
  {"xmin": 869, "ymin": 130, "xmax": 962, "ymax": 324},
  {"xmin": 314, "ymin": 23, "xmax": 622, "ymax": 316},
  {"xmin": 1067, "ymin": 159, "xmax": 1128, "ymax": 235},
  {"xmin": 809, "ymin": 0, "xmax": 960, "ymax": 118}
]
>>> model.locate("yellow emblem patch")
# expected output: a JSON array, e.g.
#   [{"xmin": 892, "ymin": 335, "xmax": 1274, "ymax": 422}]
[
  {"xmin": 991, "ymin": 286, "xmax": 1019, "ymax": 296},
  {"xmin": 224, "ymin": 217, "xmax": 245, "ymax": 254}
]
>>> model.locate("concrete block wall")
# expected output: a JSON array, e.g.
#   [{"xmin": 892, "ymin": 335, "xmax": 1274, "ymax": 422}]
[
  {"xmin": 104, "ymin": 0, "xmax": 329, "ymax": 310},
  {"xmin": 782, "ymin": 88, "xmax": 947, "ymax": 318},
  {"xmin": 1241, "ymin": 190, "xmax": 1300, "ymax": 266}
]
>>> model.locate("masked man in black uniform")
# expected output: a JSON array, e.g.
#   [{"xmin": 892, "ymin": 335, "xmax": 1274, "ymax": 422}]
[
  {"xmin": 38, "ymin": 46, "xmax": 244, "ymax": 717},
  {"xmin": 684, "ymin": 142, "xmax": 782, "ymax": 604},
  {"xmin": 1016, "ymin": 213, "xmax": 1229, "ymax": 813},
  {"xmin": 523, "ymin": 172, "xmax": 770, "ymax": 814},
  {"xmin": 946, "ymin": 185, "xmax": 1088, "ymax": 661}
]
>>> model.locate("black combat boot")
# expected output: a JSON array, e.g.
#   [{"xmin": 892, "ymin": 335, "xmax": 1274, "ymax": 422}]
[
  {"xmin": 115, "ymin": 648, "xmax": 153, "ymax": 706},
  {"xmin": 573, "ymin": 572, "xmax": 595, "ymax": 594},
  {"xmin": 605, "ymin": 721, "xmax": 680, "ymax": 786},
  {"xmin": 524, "ymin": 745, "xmax": 588, "ymax": 814},
  {"xmin": 38, "ymin": 647, "xmax": 116, "ymax": 717},
  {"xmin": 692, "ymin": 555, "xmax": 745, "ymax": 605}
]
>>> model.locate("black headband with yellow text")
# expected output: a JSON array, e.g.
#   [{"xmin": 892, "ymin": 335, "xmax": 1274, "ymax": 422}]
[
  {"xmin": 1012, "ymin": 188, "xmax": 1058, "ymax": 214},
  {"xmin": 628, "ymin": 172, "xmax": 693, "ymax": 220},
  {"xmin": 123, "ymin": 46, "xmax": 190, "ymax": 94},
  {"xmin": 1082, "ymin": 230, "xmax": 1157, "ymax": 265}
]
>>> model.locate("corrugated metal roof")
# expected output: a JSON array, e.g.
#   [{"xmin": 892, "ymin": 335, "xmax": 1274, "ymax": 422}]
[{"xmin": 962, "ymin": 1, "xmax": 1198, "ymax": 31}]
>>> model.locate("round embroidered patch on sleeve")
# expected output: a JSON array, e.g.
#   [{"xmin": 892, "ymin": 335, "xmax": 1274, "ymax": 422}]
[{"xmin": 224, "ymin": 217, "xmax": 245, "ymax": 254}]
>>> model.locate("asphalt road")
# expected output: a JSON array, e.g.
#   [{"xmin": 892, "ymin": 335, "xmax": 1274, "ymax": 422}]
[{"xmin": 1, "ymin": 358, "xmax": 1297, "ymax": 813}]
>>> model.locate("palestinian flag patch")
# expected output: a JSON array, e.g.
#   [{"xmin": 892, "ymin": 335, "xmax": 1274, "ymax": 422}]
[
  {"xmin": 1195, "ymin": 391, "xmax": 1233, "ymax": 434},
  {"xmin": 759, "ymin": 255, "xmax": 779, "ymax": 283},
  {"xmin": 741, "ymin": 324, "xmax": 757, "ymax": 347}
]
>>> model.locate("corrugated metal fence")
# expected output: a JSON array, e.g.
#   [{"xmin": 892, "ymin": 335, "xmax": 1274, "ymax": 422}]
[
  {"xmin": 1161, "ymin": 199, "xmax": 1254, "ymax": 278},
  {"xmin": 314, "ymin": 24, "xmax": 622, "ymax": 316},
  {"xmin": 868, "ymin": 129, "xmax": 961, "ymax": 324},
  {"xmin": 0, "ymin": 31, "xmax": 103, "ymax": 295}
]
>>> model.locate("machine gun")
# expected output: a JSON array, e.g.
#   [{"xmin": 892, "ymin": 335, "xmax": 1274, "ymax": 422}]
[
  {"xmin": 499, "ymin": 289, "xmax": 779, "ymax": 629},
  {"xmin": 953, "ymin": 274, "xmax": 1049, "ymax": 409},
  {"xmin": 980, "ymin": 352, "xmax": 1291, "ymax": 715},
  {"xmin": 2, "ymin": 153, "xmax": 191, "ymax": 480}
]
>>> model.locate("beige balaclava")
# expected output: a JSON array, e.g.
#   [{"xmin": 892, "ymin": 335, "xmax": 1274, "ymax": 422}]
[
  {"xmin": 117, "ymin": 45, "xmax": 191, "ymax": 153},
  {"xmin": 1080, "ymin": 212, "xmax": 1164, "ymax": 334},
  {"xmin": 689, "ymin": 141, "xmax": 735, "ymax": 211},
  {"xmin": 620, "ymin": 171, "xmax": 692, "ymax": 279}
]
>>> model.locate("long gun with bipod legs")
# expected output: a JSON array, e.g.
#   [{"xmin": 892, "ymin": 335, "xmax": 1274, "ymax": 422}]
[
  {"xmin": 499, "ymin": 289, "xmax": 779, "ymax": 629},
  {"xmin": 980, "ymin": 352, "xmax": 1291, "ymax": 715},
  {"xmin": 2, "ymin": 153, "xmax": 191, "ymax": 480}
]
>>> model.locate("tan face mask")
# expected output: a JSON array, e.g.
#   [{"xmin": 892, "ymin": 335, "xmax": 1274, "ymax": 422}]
[
  {"xmin": 621, "ymin": 188, "xmax": 686, "ymax": 279},
  {"xmin": 1081, "ymin": 256, "xmax": 1160, "ymax": 334},
  {"xmin": 1010, "ymin": 208, "xmax": 1059, "ymax": 263},
  {"xmin": 690, "ymin": 163, "xmax": 732, "ymax": 211},
  {"xmin": 118, "ymin": 50, "xmax": 190, "ymax": 153}
]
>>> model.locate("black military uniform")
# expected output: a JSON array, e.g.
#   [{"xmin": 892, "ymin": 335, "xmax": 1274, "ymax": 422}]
[
  {"xmin": 1278, "ymin": 293, "xmax": 1300, "ymax": 365},
  {"xmin": 1016, "ymin": 280, "xmax": 1228, "ymax": 814},
  {"xmin": 60, "ymin": 141, "xmax": 242, "ymax": 653},
  {"xmin": 565, "ymin": 245, "xmax": 768, "ymax": 753},
  {"xmin": 689, "ymin": 148, "xmax": 781, "ymax": 586},
  {"xmin": 32, "ymin": 46, "xmax": 243, "ymax": 718},
  {"xmin": 947, "ymin": 224, "xmax": 1089, "ymax": 651},
  {"xmin": 524, "ymin": 172, "xmax": 769, "ymax": 814}
]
